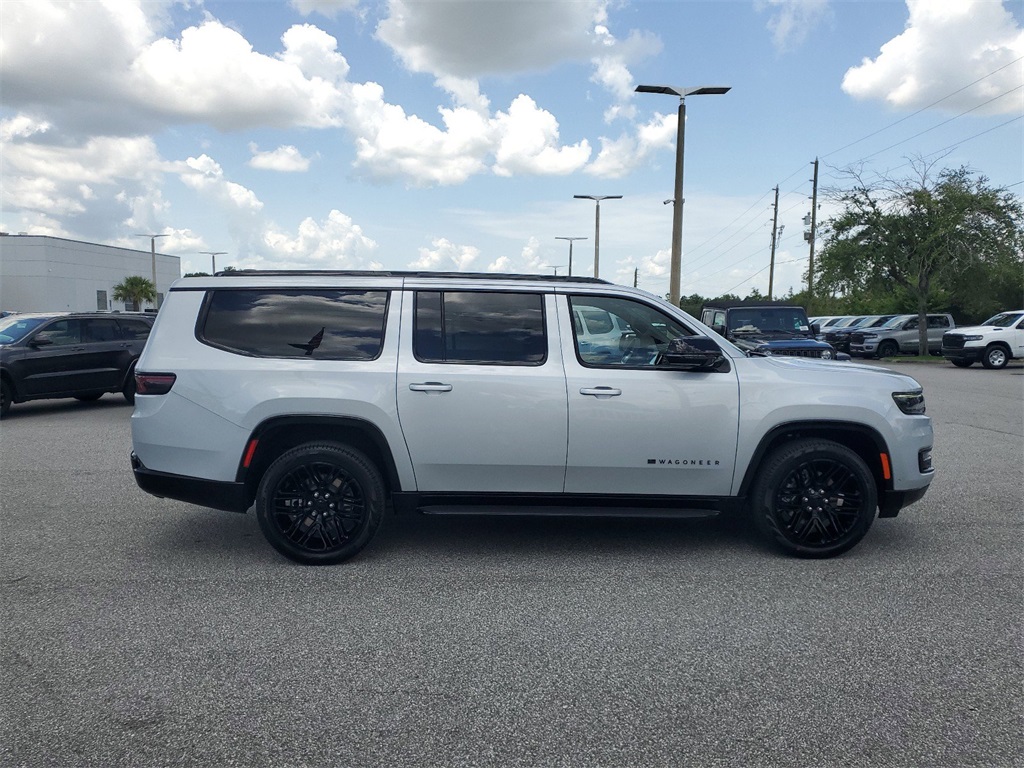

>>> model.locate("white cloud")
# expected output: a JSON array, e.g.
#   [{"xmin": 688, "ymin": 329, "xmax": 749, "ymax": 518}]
[
  {"xmin": 584, "ymin": 112, "xmax": 675, "ymax": 178},
  {"xmin": 409, "ymin": 237, "xmax": 480, "ymax": 271},
  {"xmin": 757, "ymin": 0, "xmax": 831, "ymax": 51},
  {"xmin": 260, "ymin": 210, "xmax": 378, "ymax": 269},
  {"xmin": 248, "ymin": 144, "xmax": 313, "ymax": 172},
  {"xmin": 493, "ymin": 96, "xmax": 591, "ymax": 177},
  {"xmin": 180, "ymin": 155, "xmax": 264, "ymax": 215},
  {"xmin": 842, "ymin": 0, "xmax": 1024, "ymax": 114}
]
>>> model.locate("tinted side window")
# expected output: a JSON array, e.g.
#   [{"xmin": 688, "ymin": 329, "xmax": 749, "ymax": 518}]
[
  {"xmin": 414, "ymin": 291, "xmax": 546, "ymax": 365},
  {"xmin": 83, "ymin": 318, "xmax": 120, "ymax": 342},
  {"xmin": 117, "ymin": 319, "xmax": 152, "ymax": 340},
  {"xmin": 200, "ymin": 290, "xmax": 388, "ymax": 360},
  {"xmin": 38, "ymin": 319, "xmax": 82, "ymax": 346},
  {"xmin": 927, "ymin": 316, "xmax": 950, "ymax": 328}
]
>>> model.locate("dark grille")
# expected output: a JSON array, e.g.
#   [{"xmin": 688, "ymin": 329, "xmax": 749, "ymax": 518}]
[
  {"xmin": 850, "ymin": 332, "xmax": 867, "ymax": 344},
  {"xmin": 943, "ymin": 334, "xmax": 966, "ymax": 350},
  {"xmin": 777, "ymin": 349, "xmax": 824, "ymax": 358}
]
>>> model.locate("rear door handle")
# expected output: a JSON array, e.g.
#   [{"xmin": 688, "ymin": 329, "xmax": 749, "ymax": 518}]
[
  {"xmin": 580, "ymin": 386, "xmax": 622, "ymax": 398},
  {"xmin": 409, "ymin": 382, "xmax": 453, "ymax": 392}
]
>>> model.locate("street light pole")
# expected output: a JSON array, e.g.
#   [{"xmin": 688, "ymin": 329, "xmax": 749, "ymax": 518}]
[
  {"xmin": 200, "ymin": 251, "xmax": 227, "ymax": 274},
  {"xmin": 574, "ymin": 195, "xmax": 621, "ymax": 279},
  {"xmin": 135, "ymin": 233, "xmax": 170, "ymax": 308},
  {"xmin": 554, "ymin": 236, "xmax": 587, "ymax": 277},
  {"xmin": 634, "ymin": 84, "xmax": 730, "ymax": 307}
]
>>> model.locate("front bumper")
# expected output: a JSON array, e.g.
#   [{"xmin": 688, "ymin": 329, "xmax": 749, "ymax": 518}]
[
  {"xmin": 130, "ymin": 451, "xmax": 251, "ymax": 513},
  {"xmin": 878, "ymin": 485, "xmax": 929, "ymax": 518},
  {"xmin": 942, "ymin": 346, "xmax": 983, "ymax": 364}
]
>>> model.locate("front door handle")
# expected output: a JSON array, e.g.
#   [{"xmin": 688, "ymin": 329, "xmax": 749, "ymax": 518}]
[
  {"xmin": 580, "ymin": 386, "xmax": 622, "ymax": 398},
  {"xmin": 409, "ymin": 382, "xmax": 453, "ymax": 392}
]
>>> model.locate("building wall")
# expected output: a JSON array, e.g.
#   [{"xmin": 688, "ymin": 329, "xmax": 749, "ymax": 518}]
[{"xmin": 0, "ymin": 235, "xmax": 181, "ymax": 312}]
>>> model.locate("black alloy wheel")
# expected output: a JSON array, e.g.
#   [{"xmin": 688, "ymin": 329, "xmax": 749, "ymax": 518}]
[
  {"xmin": 255, "ymin": 443, "xmax": 384, "ymax": 565},
  {"xmin": 876, "ymin": 341, "xmax": 898, "ymax": 358},
  {"xmin": 0, "ymin": 380, "xmax": 10, "ymax": 417},
  {"xmin": 750, "ymin": 439, "xmax": 877, "ymax": 558}
]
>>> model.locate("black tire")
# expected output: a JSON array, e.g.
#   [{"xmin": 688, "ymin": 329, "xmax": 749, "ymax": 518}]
[
  {"xmin": 0, "ymin": 380, "xmax": 11, "ymax": 418},
  {"xmin": 876, "ymin": 341, "xmax": 898, "ymax": 359},
  {"xmin": 981, "ymin": 344, "xmax": 1009, "ymax": 370},
  {"xmin": 122, "ymin": 366, "xmax": 137, "ymax": 404},
  {"xmin": 255, "ymin": 443, "xmax": 384, "ymax": 565},
  {"xmin": 749, "ymin": 439, "xmax": 877, "ymax": 558},
  {"xmin": 75, "ymin": 393, "xmax": 103, "ymax": 402},
  {"xmin": 950, "ymin": 359, "xmax": 973, "ymax": 368}
]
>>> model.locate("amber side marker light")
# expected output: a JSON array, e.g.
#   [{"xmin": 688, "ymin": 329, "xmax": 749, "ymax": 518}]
[{"xmin": 879, "ymin": 453, "xmax": 892, "ymax": 481}]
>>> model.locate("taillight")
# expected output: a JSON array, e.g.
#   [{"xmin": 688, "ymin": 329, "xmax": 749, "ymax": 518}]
[{"xmin": 135, "ymin": 372, "xmax": 176, "ymax": 395}]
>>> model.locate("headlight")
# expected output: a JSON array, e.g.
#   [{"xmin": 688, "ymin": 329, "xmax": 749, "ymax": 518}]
[
  {"xmin": 962, "ymin": 334, "xmax": 984, "ymax": 341},
  {"xmin": 862, "ymin": 333, "xmax": 878, "ymax": 339},
  {"xmin": 892, "ymin": 390, "xmax": 926, "ymax": 415}
]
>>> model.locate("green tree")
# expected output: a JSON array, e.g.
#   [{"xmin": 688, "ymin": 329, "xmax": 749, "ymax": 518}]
[
  {"xmin": 817, "ymin": 162, "xmax": 1023, "ymax": 352},
  {"xmin": 112, "ymin": 275, "xmax": 156, "ymax": 311}
]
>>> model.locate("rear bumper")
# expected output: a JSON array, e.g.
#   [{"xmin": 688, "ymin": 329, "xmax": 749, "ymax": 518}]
[{"xmin": 130, "ymin": 451, "xmax": 251, "ymax": 513}]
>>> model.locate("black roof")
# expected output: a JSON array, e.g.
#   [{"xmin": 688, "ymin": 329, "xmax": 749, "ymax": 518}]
[
  {"xmin": 213, "ymin": 269, "xmax": 609, "ymax": 284},
  {"xmin": 702, "ymin": 300, "xmax": 806, "ymax": 310}
]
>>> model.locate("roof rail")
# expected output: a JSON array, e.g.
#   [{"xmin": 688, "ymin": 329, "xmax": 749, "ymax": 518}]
[{"xmin": 211, "ymin": 269, "xmax": 610, "ymax": 284}]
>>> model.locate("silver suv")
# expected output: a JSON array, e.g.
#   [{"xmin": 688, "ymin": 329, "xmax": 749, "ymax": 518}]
[
  {"xmin": 130, "ymin": 271, "xmax": 935, "ymax": 564},
  {"xmin": 849, "ymin": 314, "xmax": 955, "ymax": 358}
]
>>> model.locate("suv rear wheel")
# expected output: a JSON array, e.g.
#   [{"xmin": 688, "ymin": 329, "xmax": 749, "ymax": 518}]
[
  {"xmin": 255, "ymin": 443, "xmax": 384, "ymax": 565},
  {"xmin": 749, "ymin": 439, "xmax": 877, "ymax": 558},
  {"xmin": 0, "ymin": 380, "xmax": 11, "ymax": 417}
]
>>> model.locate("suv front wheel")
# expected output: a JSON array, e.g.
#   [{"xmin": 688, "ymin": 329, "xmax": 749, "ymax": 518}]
[
  {"xmin": 255, "ymin": 443, "xmax": 385, "ymax": 565},
  {"xmin": 749, "ymin": 439, "xmax": 877, "ymax": 558},
  {"xmin": 982, "ymin": 344, "xmax": 1009, "ymax": 369}
]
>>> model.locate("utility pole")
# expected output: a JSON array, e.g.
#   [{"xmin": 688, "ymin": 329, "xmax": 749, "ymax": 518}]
[
  {"xmin": 634, "ymin": 268, "xmax": 639, "ymax": 288},
  {"xmin": 806, "ymin": 158, "xmax": 819, "ymax": 296},
  {"xmin": 768, "ymin": 185, "xmax": 780, "ymax": 300}
]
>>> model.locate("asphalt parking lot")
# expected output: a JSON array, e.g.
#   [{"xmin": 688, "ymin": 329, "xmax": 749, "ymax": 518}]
[{"xmin": 1, "ymin": 360, "xmax": 1021, "ymax": 768}]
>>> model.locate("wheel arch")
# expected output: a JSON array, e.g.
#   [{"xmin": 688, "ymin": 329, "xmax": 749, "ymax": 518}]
[
  {"xmin": 239, "ymin": 415, "xmax": 403, "ymax": 503},
  {"xmin": 738, "ymin": 421, "xmax": 890, "ymax": 499}
]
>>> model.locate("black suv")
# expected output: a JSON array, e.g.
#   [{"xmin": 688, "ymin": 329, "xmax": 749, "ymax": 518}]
[
  {"xmin": 0, "ymin": 312, "xmax": 153, "ymax": 417},
  {"xmin": 701, "ymin": 302, "xmax": 839, "ymax": 359}
]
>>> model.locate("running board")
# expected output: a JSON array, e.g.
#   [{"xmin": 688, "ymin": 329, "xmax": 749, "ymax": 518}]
[{"xmin": 416, "ymin": 505, "xmax": 721, "ymax": 518}]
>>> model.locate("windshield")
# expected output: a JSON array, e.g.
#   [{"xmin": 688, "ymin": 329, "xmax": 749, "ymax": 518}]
[
  {"xmin": 727, "ymin": 308, "xmax": 810, "ymax": 333},
  {"xmin": 879, "ymin": 315, "xmax": 911, "ymax": 329},
  {"xmin": 981, "ymin": 312, "xmax": 1023, "ymax": 327},
  {"xmin": 0, "ymin": 316, "xmax": 50, "ymax": 345}
]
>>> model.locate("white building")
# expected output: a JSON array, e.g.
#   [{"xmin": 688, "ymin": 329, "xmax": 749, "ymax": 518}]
[{"xmin": 0, "ymin": 234, "xmax": 181, "ymax": 313}]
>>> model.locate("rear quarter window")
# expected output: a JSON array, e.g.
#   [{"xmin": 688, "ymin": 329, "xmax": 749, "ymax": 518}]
[{"xmin": 199, "ymin": 290, "xmax": 388, "ymax": 360}]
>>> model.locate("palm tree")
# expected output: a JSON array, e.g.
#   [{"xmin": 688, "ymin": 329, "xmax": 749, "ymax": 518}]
[{"xmin": 113, "ymin": 275, "xmax": 157, "ymax": 311}]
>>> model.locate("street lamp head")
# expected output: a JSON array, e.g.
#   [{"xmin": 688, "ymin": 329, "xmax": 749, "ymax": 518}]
[
  {"xmin": 634, "ymin": 85, "xmax": 731, "ymax": 99},
  {"xmin": 574, "ymin": 195, "xmax": 623, "ymax": 202}
]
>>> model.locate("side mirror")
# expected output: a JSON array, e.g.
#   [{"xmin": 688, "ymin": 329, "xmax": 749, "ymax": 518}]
[
  {"xmin": 711, "ymin": 323, "xmax": 726, "ymax": 337},
  {"xmin": 28, "ymin": 335, "xmax": 53, "ymax": 348},
  {"xmin": 662, "ymin": 336, "xmax": 725, "ymax": 371},
  {"xmin": 811, "ymin": 323, "xmax": 820, "ymax": 335}
]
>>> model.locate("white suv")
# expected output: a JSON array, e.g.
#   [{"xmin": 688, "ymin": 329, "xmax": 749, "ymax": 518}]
[{"xmin": 130, "ymin": 271, "xmax": 935, "ymax": 564}]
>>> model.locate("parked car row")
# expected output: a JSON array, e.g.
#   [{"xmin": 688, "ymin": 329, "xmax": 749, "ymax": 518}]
[
  {"xmin": 0, "ymin": 311, "xmax": 154, "ymax": 417},
  {"xmin": 809, "ymin": 310, "xmax": 1023, "ymax": 370}
]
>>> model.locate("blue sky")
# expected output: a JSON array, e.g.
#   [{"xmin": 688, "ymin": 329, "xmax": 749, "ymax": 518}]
[{"xmin": 2, "ymin": 0, "xmax": 1021, "ymax": 299}]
